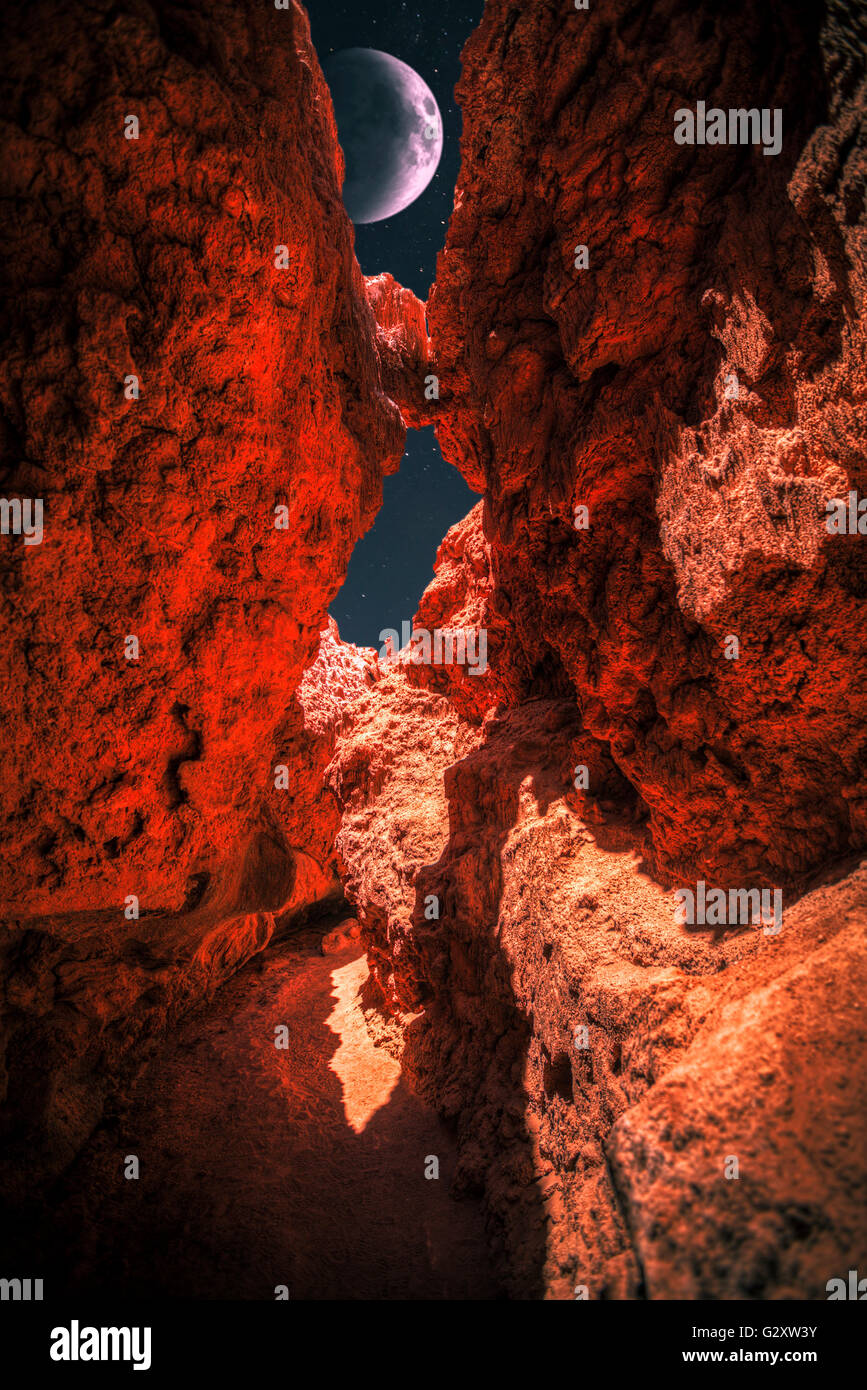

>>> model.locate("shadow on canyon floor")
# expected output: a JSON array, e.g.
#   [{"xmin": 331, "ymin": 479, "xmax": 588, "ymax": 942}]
[
  {"xmin": 7, "ymin": 925, "xmax": 500, "ymax": 1300},
  {"xmin": 399, "ymin": 699, "xmax": 625, "ymax": 1297}
]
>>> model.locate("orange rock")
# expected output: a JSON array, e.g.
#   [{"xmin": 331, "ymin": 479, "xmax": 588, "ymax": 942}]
[
  {"xmin": 0, "ymin": 0, "xmax": 407, "ymax": 923},
  {"xmin": 320, "ymin": 917, "xmax": 361, "ymax": 955},
  {"xmin": 427, "ymin": 0, "xmax": 867, "ymax": 888}
]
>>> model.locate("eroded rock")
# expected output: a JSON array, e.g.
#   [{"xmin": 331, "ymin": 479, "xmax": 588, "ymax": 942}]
[{"xmin": 428, "ymin": 0, "xmax": 867, "ymax": 888}]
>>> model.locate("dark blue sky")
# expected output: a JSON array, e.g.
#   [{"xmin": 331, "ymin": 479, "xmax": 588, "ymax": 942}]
[{"xmin": 307, "ymin": 0, "xmax": 482, "ymax": 648}]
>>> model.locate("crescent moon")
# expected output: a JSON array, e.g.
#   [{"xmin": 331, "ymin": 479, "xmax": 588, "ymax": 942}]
[{"xmin": 324, "ymin": 48, "xmax": 444, "ymax": 224}]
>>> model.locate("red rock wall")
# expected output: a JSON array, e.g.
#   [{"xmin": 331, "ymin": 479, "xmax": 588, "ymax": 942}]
[
  {"xmin": 427, "ymin": 0, "xmax": 867, "ymax": 889},
  {"xmin": 365, "ymin": 272, "xmax": 436, "ymax": 429},
  {"xmin": 0, "ymin": 617, "xmax": 376, "ymax": 1200},
  {"xmin": 2, "ymin": 0, "xmax": 866, "ymax": 1304},
  {"xmin": 331, "ymin": 661, "xmax": 867, "ymax": 1296},
  {"xmin": 0, "ymin": 0, "xmax": 431, "ymax": 1193},
  {"xmin": 330, "ymin": 0, "xmax": 867, "ymax": 1299},
  {"xmin": 274, "ymin": 618, "xmax": 380, "ymax": 909},
  {"xmin": 0, "ymin": 0, "xmax": 407, "ymax": 923}
]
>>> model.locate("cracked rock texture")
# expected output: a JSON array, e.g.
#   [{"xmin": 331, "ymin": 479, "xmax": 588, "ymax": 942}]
[
  {"xmin": 0, "ymin": 0, "xmax": 427, "ymax": 1204},
  {"xmin": 0, "ymin": 0, "xmax": 407, "ymax": 922},
  {"xmin": 428, "ymin": 0, "xmax": 867, "ymax": 887},
  {"xmin": 2, "ymin": 0, "xmax": 867, "ymax": 1304},
  {"xmin": 366, "ymin": 272, "xmax": 436, "ymax": 430},
  {"xmin": 331, "ymin": 658, "xmax": 867, "ymax": 1298},
  {"xmin": 330, "ymin": 0, "xmax": 867, "ymax": 1298},
  {"xmin": 0, "ymin": 618, "xmax": 378, "ymax": 1204}
]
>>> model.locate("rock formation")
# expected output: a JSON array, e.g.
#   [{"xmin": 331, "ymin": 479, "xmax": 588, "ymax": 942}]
[
  {"xmin": 428, "ymin": 0, "xmax": 867, "ymax": 888},
  {"xmin": 365, "ymin": 272, "xmax": 436, "ymax": 429},
  {"xmin": 0, "ymin": 0, "xmax": 418, "ymax": 1197},
  {"xmin": 331, "ymin": 658, "xmax": 867, "ymax": 1297},
  {"xmin": 330, "ymin": 0, "xmax": 867, "ymax": 1298},
  {"xmin": 1, "ymin": 0, "xmax": 866, "ymax": 1303},
  {"xmin": 0, "ymin": 0, "xmax": 413, "ymax": 921}
]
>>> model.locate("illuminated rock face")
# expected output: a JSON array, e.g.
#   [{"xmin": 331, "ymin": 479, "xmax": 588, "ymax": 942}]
[
  {"xmin": 365, "ymin": 272, "xmax": 436, "ymax": 430},
  {"xmin": 427, "ymin": 0, "xmax": 867, "ymax": 888},
  {"xmin": 331, "ymin": 660, "xmax": 867, "ymax": 1297},
  {"xmin": 275, "ymin": 618, "xmax": 380, "ymax": 912},
  {"xmin": 0, "ymin": 0, "xmax": 422, "ymax": 1196},
  {"xmin": 0, "ymin": 0, "xmax": 409, "ymax": 923},
  {"xmin": 329, "ymin": 0, "xmax": 867, "ymax": 1299}
]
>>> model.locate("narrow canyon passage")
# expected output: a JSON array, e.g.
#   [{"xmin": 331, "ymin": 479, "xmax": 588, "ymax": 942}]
[
  {"xmin": 1, "ymin": 0, "xmax": 865, "ymax": 1321},
  {"xmin": 41, "ymin": 921, "xmax": 499, "ymax": 1300}
]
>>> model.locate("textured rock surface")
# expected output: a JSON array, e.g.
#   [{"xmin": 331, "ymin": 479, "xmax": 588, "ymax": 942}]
[
  {"xmin": 330, "ymin": 0, "xmax": 867, "ymax": 1298},
  {"xmin": 13, "ymin": 927, "xmax": 498, "ymax": 1300},
  {"xmin": 2, "ymin": 0, "xmax": 866, "ymax": 1305},
  {"xmin": 0, "ymin": 619, "xmax": 375, "ymax": 1203},
  {"xmin": 427, "ymin": 0, "xmax": 867, "ymax": 888},
  {"xmin": 0, "ymin": 0, "xmax": 404, "ymax": 921},
  {"xmin": 320, "ymin": 917, "xmax": 361, "ymax": 955},
  {"xmin": 330, "ymin": 661, "xmax": 867, "ymax": 1298},
  {"xmin": 0, "ymin": 0, "xmax": 412, "ymax": 1207},
  {"xmin": 0, "ymin": 894, "xmax": 274, "ymax": 1205},
  {"xmin": 608, "ymin": 884, "xmax": 867, "ymax": 1300},
  {"xmin": 365, "ymin": 272, "xmax": 436, "ymax": 429},
  {"xmin": 274, "ymin": 619, "xmax": 380, "ymax": 911}
]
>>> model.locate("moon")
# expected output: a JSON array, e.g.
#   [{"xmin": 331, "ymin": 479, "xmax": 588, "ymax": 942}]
[{"xmin": 324, "ymin": 48, "xmax": 443, "ymax": 224}]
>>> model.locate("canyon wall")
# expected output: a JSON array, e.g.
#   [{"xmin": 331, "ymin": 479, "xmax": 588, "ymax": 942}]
[
  {"xmin": 0, "ymin": 0, "xmax": 409, "ymax": 923},
  {"xmin": 426, "ymin": 0, "xmax": 867, "ymax": 888},
  {"xmin": 331, "ymin": 0, "xmax": 867, "ymax": 1297},
  {"xmin": 332, "ymin": 652, "xmax": 867, "ymax": 1297},
  {"xmin": 0, "ymin": 0, "xmax": 422, "ymax": 1196},
  {"xmin": 1, "ymin": 0, "xmax": 865, "ymax": 1302}
]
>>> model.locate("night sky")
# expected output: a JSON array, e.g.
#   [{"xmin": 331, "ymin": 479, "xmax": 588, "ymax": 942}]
[{"xmin": 307, "ymin": 0, "xmax": 483, "ymax": 650}]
